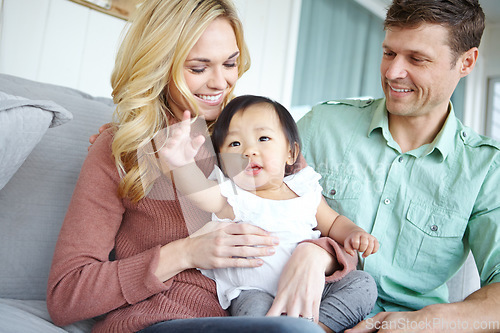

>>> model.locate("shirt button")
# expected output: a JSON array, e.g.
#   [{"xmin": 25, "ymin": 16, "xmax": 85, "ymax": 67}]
[
  {"xmin": 398, "ymin": 156, "xmax": 404, "ymax": 163},
  {"xmin": 430, "ymin": 225, "xmax": 438, "ymax": 232},
  {"xmin": 462, "ymin": 131, "xmax": 467, "ymax": 138},
  {"xmin": 330, "ymin": 189, "xmax": 336, "ymax": 196},
  {"xmin": 384, "ymin": 198, "xmax": 391, "ymax": 205}
]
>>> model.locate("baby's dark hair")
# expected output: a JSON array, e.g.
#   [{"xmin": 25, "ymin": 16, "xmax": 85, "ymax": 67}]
[{"xmin": 212, "ymin": 95, "xmax": 301, "ymax": 175}]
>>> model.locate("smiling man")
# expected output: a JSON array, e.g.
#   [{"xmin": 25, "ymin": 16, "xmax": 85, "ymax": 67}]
[{"xmin": 298, "ymin": 0, "xmax": 500, "ymax": 332}]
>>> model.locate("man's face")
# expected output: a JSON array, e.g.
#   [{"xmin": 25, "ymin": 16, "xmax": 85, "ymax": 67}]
[{"xmin": 380, "ymin": 23, "xmax": 463, "ymax": 119}]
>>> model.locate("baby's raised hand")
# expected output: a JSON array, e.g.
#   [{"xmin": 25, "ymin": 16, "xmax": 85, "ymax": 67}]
[
  {"xmin": 344, "ymin": 230, "xmax": 379, "ymax": 258},
  {"xmin": 159, "ymin": 110, "xmax": 206, "ymax": 169}
]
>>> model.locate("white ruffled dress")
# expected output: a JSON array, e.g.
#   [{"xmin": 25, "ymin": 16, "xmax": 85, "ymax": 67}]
[{"xmin": 201, "ymin": 166, "xmax": 323, "ymax": 309}]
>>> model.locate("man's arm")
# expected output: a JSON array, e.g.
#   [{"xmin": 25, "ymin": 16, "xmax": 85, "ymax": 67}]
[{"xmin": 348, "ymin": 283, "xmax": 500, "ymax": 333}]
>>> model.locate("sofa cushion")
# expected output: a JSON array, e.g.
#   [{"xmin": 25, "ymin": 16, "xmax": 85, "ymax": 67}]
[
  {"xmin": 0, "ymin": 91, "xmax": 72, "ymax": 190},
  {"xmin": 0, "ymin": 298, "xmax": 95, "ymax": 333},
  {"xmin": 0, "ymin": 74, "xmax": 115, "ymax": 300}
]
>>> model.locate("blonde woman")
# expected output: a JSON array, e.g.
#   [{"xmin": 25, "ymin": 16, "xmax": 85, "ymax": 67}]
[{"xmin": 47, "ymin": 1, "xmax": 355, "ymax": 332}]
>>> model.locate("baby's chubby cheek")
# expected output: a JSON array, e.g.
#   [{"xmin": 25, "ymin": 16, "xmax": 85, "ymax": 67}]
[{"xmin": 219, "ymin": 152, "xmax": 248, "ymax": 179}]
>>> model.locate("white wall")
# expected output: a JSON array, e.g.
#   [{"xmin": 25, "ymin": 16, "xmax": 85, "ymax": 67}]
[
  {"xmin": 232, "ymin": 0, "xmax": 301, "ymax": 107},
  {"xmin": 0, "ymin": 0, "xmax": 125, "ymax": 97},
  {"xmin": 0, "ymin": 0, "xmax": 301, "ymax": 105}
]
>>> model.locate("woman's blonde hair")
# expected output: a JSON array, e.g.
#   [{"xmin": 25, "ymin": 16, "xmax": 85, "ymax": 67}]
[{"xmin": 110, "ymin": 0, "xmax": 250, "ymax": 203}]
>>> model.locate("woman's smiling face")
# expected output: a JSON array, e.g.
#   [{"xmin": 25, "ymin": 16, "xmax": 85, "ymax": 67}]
[{"xmin": 167, "ymin": 17, "xmax": 240, "ymax": 122}]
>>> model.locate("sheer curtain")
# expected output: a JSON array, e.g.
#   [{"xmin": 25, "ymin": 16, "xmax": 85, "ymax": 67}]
[
  {"xmin": 291, "ymin": 0, "xmax": 466, "ymax": 121},
  {"xmin": 291, "ymin": 0, "xmax": 385, "ymax": 110}
]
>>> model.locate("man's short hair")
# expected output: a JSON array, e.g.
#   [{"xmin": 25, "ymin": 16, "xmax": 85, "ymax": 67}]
[{"xmin": 384, "ymin": 0, "xmax": 485, "ymax": 63}]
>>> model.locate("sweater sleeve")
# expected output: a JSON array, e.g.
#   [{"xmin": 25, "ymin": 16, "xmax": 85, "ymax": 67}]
[{"xmin": 46, "ymin": 130, "xmax": 168, "ymax": 326}]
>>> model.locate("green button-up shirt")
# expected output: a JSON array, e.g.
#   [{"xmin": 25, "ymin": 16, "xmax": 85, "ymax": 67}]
[{"xmin": 297, "ymin": 98, "xmax": 500, "ymax": 314}]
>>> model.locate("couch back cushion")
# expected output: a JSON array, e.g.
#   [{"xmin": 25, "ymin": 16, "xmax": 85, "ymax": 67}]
[
  {"xmin": 0, "ymin": 74, "xmax": 114, "ymax": 300},
  {"xmin": 0, "ymin": 91, "xmax": 73, "ymax": 190}
]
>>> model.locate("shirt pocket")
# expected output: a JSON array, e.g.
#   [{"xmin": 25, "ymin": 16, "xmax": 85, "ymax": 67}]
[
  {"xmin": 394, "ymin": 201, "xmax": 469, "ymax": 292},
  {"xmin": 320, "ymin": 173, "xmax": 361, "ymax": 216}
]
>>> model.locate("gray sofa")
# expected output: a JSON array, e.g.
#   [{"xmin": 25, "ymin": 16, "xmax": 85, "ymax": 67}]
[
  {"xmin": 0, "ymin": 73, "xmax": 113, "ymax": 332},
  {"xmin": 0, "ymin": 73, "xmax": 480, "ymax": 332}
]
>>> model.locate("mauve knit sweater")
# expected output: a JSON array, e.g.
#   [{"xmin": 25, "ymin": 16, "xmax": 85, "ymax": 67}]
[{"xmin": 46, "ymin": 130, "xmax": 356, "ymax": 333}]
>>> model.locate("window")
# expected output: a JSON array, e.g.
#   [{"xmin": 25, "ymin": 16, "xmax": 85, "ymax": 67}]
[
  {"xmin": 291, "ymin": 0, "xmax": 384, "ymax": 108},
  {"xmin": 486, "ymin": 77, "xmax": 500, "ymax": 141}
]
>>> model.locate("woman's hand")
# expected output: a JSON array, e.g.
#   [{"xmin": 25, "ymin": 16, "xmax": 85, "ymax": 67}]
[
  {"xmin": 154, "ymin": 221, "xmax": 279, "ymax": 282},
  {"xmin": 187, "ymin": 221, "xmax": 279, "ymax": 269},
  {"xmin": 267, "ymin": 242, "xmax": 333, "ymax": 324}
]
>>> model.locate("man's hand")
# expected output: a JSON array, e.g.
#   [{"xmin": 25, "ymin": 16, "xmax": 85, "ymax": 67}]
[
  {"xmin": 347, "ymin": 288, "xmax": 500, "ymax": 333},
  {"xmin": 347, "ymin": 310, "xmax": 437, "ymax": 333}
]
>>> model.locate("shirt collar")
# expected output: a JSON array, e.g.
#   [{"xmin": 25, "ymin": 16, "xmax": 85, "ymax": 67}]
[
  {"xmin": 368, "ymin": 99, "xmax": 457, "ymax": 161},
  {"xmin": 367, "ymin": 100, "xmax": 399, "ymax": 151},
  {"xmin": 368, "ymin": 100, "xmax": 388, "ymax": 137},
  {"xmin": 430, "ymin": 103, "xmax": 457, "ymax": 161}
]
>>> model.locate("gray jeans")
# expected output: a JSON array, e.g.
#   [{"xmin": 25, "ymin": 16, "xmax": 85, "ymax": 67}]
[{"xmin": 228, "ymin": 270, "xmax": 377, "ymax": 333}]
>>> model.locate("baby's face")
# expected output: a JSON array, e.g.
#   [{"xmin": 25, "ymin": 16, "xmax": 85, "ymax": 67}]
[{"xmin": 218, "ymin": 104, "xmax": 294, "ymax": 193}]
